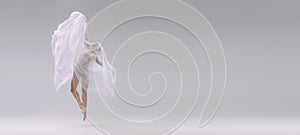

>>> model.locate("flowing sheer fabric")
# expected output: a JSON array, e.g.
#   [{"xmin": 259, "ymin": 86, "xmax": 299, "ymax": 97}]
[
  {"xmin": 51, "ymin": 12, "xmax": 86, "ymax": 90},
  {"xmin": 51, "ymin": 12, "xmax": 115, "ymax": 97},
  {"xmin": 94, "ymin": 47, "xmax": 116, "ymax": 97}
]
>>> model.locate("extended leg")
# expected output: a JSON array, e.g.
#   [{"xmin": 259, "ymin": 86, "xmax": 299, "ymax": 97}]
[
  {"xmin": 82, "ymin": 86, "xmax": 88, "ymax": 121},
  {"xmin": 70, "ymin": 72, "xmax": 82, "ymax": 108}
]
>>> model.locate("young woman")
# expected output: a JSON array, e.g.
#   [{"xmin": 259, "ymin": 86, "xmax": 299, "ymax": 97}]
[
  {"xmin": 51, "ymin": 12, "xmax": 115, "ymax": 121},
  {"xmin": 71, "ymin": 40, "xmax": 102, "ymax": 121}
]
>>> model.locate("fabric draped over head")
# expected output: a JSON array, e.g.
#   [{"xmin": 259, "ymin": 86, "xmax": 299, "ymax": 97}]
[
  {"xmin": 51, "ymin": 12, "xmax": 87, "ymax": 90},
  {"xmin": 51, "ymin": 11, "xmax": 115, "ymax": 97}
]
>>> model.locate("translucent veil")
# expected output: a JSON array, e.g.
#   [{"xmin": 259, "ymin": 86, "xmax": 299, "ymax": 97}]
[
  {"xmin": 51, "ymin": 12, "xmax": 115, "ymax": 97},
  {"xmin": 51, "ymin": 12, "xmax": 86, "ymax": 90},
  {"xmin": 94, "ymin": 48, "xmax": 116, "ymax": 97}
]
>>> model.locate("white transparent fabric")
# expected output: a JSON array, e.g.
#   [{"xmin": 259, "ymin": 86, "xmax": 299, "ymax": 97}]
[{"xmin": 51, "ymin": 11, "xmax": 115, "ymax": 96}]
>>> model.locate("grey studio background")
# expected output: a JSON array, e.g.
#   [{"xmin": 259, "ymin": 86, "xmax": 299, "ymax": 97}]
[{"xmin": 0, "ymin": 0, "xmax": 299, "ymax": 134}]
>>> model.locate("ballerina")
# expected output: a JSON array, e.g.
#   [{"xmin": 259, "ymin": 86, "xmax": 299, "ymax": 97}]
[{"xmin": 51, "ymin": 12, "xmax": 115, "ymax": 121}]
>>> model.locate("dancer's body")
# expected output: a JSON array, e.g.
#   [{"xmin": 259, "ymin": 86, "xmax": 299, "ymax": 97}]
[
  {"xmin": 71, "ymin": 40, "xmax": 102, "ymax": 121},
  {"xmin": 51, "ymin": 11, "xmax": 115, "ymax": 121}
]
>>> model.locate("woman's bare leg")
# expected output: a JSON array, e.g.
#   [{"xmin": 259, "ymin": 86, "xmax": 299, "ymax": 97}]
[
  {"xmin": 70, "ymin": 72, "xmax": 82, "ymax": 108},
  {"xmin": 82, "ymin": 86, "xmax": 88, "ymax": 121}
]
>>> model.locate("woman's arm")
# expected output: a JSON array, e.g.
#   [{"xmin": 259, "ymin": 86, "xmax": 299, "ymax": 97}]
[{"xmin": 96, "ymin": 57, "xmax": 102, "ymax": 66}]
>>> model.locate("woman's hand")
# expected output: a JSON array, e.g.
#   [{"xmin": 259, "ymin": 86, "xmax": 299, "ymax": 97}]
[{"xmin": 96, "ymin": 57, "xmax": 102, "ymax": 66}]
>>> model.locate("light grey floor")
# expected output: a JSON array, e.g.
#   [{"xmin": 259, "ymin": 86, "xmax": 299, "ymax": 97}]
[{"xmin": 2, "ymin": 118, "xmax": 299, "ymax": 135}]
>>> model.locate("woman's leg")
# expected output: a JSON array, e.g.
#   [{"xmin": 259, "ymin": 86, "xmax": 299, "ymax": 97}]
[
  {"xmin": 70, "ymin": 72, "xmax": 82, "ymax": 108},
  {"xmin": 82, "ymin": 86, "xmax": 88, "ymax": 121}
]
